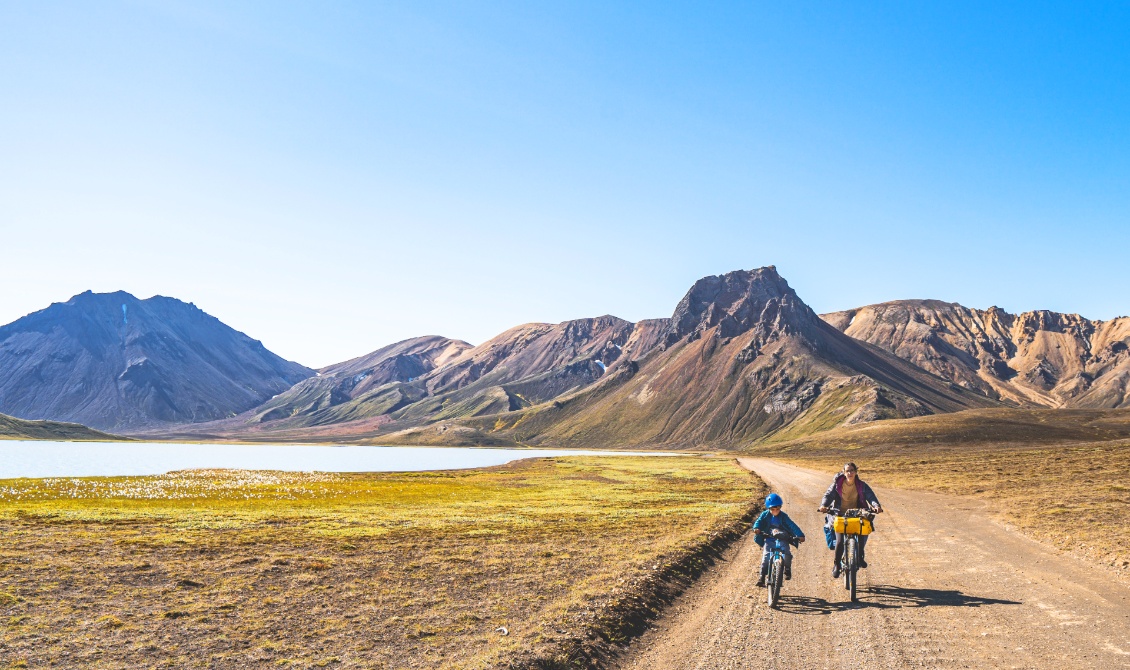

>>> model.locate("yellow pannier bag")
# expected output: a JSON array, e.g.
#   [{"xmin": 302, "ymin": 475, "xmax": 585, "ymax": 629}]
[{"xmin": 832, "ymin": 516, "xmax": 873, "ymax": 535}]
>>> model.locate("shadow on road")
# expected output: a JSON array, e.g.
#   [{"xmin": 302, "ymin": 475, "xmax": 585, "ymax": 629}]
[
  {"xmin": 863, "ymin": 584, "xmax": 1021, "ymax": 608},
  {"xmin": 772, "ymin": 595, "xmax": 856, "ymax": 615},
  {"xmin": 771, "ymin": 585, "xmax": 1020, "ymax": 615}
]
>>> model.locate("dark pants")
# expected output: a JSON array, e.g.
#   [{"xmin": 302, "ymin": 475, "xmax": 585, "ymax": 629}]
[{"xmin": 834, "ymin": 533, "xmax": 868, "ymax": 565}]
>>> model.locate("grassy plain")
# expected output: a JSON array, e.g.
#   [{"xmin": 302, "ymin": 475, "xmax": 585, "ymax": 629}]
[
  {"xmin": 0, "ymin": 456, "xmax": 762, "ymax": 669},
  {"xmin": 755, "ymin": 408, "xmax": 1130, "ymax": 577}
]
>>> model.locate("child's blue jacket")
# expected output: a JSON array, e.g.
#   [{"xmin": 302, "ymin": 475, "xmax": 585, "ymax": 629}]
[{"xmin": 753, "ymin": 510, "xmax": 804, "ymax": 547}]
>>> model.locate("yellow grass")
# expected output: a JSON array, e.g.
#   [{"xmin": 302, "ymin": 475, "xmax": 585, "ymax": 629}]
[{"xmin": 0, "ymin": 456, "xmax": 761, "ymax": 669}]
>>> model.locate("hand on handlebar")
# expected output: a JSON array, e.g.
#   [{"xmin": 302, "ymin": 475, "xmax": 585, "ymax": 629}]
[
  {"xmin": 796, "ymin": 536, "xmax": 806, "ymax": 543},
  {"xmin": 818, "ymin": 506, "xmax": 829, "ymax": 513}
]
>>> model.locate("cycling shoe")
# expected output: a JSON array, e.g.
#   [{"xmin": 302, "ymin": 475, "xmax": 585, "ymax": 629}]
[{"xmin": 832, "ymin": 565, "xmax": 841, "ymax": 578}]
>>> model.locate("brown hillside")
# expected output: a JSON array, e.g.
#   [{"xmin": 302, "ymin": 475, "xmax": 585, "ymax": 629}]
[
  {"xmin": 824, "ymin": 300, "xmax": 1130, "ymax": 408},
  {"xmin": 445, "ymin": 268, "xmax": 996, "ymax": 449},
  {"xmin": 246, "ymin": 336, "xmax": 472, "ymax": 426}
]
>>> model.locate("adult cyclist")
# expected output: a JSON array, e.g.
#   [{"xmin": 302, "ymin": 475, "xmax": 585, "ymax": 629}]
[{"xmin": 817, "ymin": 462, "xmax": 883, "ymax": 578}]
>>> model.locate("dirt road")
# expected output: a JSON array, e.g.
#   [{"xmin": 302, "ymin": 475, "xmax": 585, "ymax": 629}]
[{"xmin": 615, "ymin": 459, "xmax": 1130, "ymax": 669}]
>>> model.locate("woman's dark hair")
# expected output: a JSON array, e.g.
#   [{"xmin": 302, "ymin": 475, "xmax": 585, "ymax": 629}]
[{"xmin": 843, "ymin": 462, "xmax": 858, "ymax": 473}]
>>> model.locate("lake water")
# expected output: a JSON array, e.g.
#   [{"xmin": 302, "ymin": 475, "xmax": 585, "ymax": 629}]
[{"xmin": 0, "ymin": 441, "xmax": 672, "ymax": 479}]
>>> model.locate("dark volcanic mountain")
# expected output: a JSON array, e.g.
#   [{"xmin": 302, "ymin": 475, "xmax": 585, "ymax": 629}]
[
  {"xmin": 0, "ymin": 291, "xmax": 313, "ymax": 431},
  {"xmin": 823, "ymin": 300, "xmax": 1130, "ymax": 408}
]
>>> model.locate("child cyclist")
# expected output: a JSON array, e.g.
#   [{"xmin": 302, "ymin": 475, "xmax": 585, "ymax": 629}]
[{"xmin": 753, "ymin": 493, "xmax": 806, "ymax": 586}]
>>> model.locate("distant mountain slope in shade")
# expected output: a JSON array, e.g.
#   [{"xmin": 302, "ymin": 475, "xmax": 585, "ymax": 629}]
[
  {"xmin": 249, "ymin": 335, "xmax": 473, "ymax": 425},
  {"xmin": 467, "ymin": 267, "xmax": 996, "ymax": 449},
  {"xmin": 242, "ymin": 316, "xmax": 665, "ymax": 433},
  {"xmin": 823, "ymin": 300, "xmax": 1130, "ymax": 408},
  {"xmin": 0, "ymin": 411, "xmax": 119, "ymax": 441},
  {"xmin": 0, "ymin": 291, "xmax": 314, "ymax": 431}
]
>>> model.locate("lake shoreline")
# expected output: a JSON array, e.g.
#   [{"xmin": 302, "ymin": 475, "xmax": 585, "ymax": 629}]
[{"xmin": 0, "ymin": 440, "xmax": 686, "ymax": 479}]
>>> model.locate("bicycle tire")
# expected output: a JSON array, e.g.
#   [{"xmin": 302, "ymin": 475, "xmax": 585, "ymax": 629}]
[
  {"xmin": 843, "ymin": 536, "xmax": 852, "ymax": 591},
  {"xmin": 767, "ymin": 556, "xmax": 781, "ymax": 608},
  {"xmin": 849, "ymin": 538, "xmax": 858, "ymax": 602}
]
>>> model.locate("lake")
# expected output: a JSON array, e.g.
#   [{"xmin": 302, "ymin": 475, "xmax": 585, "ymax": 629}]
[{"xmin": 0, "ymin": 440, "xmax": 672, "ymax": 479}]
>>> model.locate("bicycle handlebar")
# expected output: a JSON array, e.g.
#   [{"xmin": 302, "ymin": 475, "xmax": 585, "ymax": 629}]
[
  {"xmin": 755, "ymin": 528, "xmax": 802, "ymax": 547},
  {"xmin": 820, "ymin": 507, "xmax": 878, "ymax": 518}
]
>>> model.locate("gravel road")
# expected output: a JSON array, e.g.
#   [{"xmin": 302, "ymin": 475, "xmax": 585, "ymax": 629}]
[{"xmin": 615, "ymin": 458, "xmax": 1130, "ymax": 669}]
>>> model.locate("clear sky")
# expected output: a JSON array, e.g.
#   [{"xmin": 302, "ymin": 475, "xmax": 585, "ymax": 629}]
[{"xmin": 2, "ymin": 2, "xmax": 1129, "ymax": 367}]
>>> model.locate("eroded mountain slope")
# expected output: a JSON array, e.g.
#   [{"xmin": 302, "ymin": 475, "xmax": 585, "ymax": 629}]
[{"xmin": 824, "ymin": 300, "xmax": 1130, "ymax": 408}]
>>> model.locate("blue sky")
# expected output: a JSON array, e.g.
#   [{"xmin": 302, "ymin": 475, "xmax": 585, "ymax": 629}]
[{"xmin": 2, "ymin": 1, "xmax": 1128, "ymax": 367}]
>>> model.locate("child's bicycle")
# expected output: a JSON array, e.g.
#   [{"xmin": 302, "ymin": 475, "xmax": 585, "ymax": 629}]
[
  {"xmin": 758, "ymin": 528, "xmax": 800, "ymax": 608},
  {"xmin": 825, "ymin": 506, "xmax": 877, "ymax": 602}
]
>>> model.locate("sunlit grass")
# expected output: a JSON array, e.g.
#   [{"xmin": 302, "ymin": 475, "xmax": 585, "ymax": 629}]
[{"xmin": 0, "ymin": 456, "xmax": 759, "ymax": 669}]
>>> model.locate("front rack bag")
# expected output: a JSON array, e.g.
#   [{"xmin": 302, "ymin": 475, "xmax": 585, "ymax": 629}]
[{"xmin": 832, "ymin": 515, "xmax": 873, "ymax": 535}]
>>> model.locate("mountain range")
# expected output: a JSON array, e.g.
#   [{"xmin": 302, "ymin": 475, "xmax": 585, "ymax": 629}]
[{"xmin": 1, "ymin": 268, "xmax": 1127, "ymax": 446}]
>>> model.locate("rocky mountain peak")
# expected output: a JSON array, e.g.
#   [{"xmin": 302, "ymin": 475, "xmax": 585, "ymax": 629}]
[{"xmin": 665, "ymin": 266, "xmax": 819, "ymax": 344}]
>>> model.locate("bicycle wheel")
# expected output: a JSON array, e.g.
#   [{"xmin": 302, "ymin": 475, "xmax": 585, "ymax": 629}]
[
  {"xmin": 848, "ymin": 537, "xmax": 858, "ymax": 602},
  {"xmin": 767, "ymin": 556, "xmax": 781, "ymax": 608},
  {"xmin": 843, "ymin": 536, "xmax": 853, "ymax": 591}
]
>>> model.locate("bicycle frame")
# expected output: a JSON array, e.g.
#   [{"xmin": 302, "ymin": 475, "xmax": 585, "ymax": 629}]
[
  {"xmin": 763, "ymin": 534, "xmax": 794, "ymax": 608},
  {"xmin": 827, "ymin": 507, "xmax": 874, "ymax": 602}
]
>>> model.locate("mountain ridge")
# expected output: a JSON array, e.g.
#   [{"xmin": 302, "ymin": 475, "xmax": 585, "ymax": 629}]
[
  {"xmin": 207, "ymin": 267, "xmax": 994, "ymax": 448},
  {"xmin": 823, "ymin": 300, "xmax": 1130, "ymax": 409},
  {"xmin": 458, "ymin": 267, "xmax": 995, "ymax": 449}
]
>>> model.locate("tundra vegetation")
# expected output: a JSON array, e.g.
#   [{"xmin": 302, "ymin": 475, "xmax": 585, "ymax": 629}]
[{"xmin": 0, "ymin": 456, "xmax": 761, "ymax": 669}]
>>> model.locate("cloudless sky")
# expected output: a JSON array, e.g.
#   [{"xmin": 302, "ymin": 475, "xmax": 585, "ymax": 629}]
[{"xmin": 2, "ymin": 1, "xmax": 1129, "ymax": 367}]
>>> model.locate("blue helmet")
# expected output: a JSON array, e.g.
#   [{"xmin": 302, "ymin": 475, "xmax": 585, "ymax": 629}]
[{"xmin": 765, "ymin": 493, "xmax": 783, "ymax": 508}]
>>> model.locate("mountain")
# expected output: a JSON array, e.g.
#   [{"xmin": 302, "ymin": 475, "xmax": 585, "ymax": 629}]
[
  {"xmin": 239, "ymin": 316, "xmax": 665, "ymax": 435},
  {"xmin": 823, "ymin": 300, "xmax": 1130, "ymax": 408},
  {"xmin": 249, "ymin": 335, "xmax": 472, "ymax": 426},
  {"xmin": 0, "ymin": 291, "xmax": 314, "ymax": 431},
  {"xmin": 0, "ymin": 411, "xmax": 120, "ymax": 441},
  {"xmin": 468, "ymin": 267, "xmax": 996, "ymax": 448}
]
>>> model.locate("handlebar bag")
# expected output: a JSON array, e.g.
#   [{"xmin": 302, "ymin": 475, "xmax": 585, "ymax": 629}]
[{"xmin": 832, "ymin": 516, "xmax": 873, "ymax": 535}]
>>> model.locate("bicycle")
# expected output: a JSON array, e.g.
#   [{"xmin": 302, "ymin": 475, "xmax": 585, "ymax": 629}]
[
  {"xmin": 755, "ymin": 528, "xmax": 799, "ymax": 608},
  {"xmin": 822, "ymin": 506, "xmax": 877, "ymax": 602}
]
